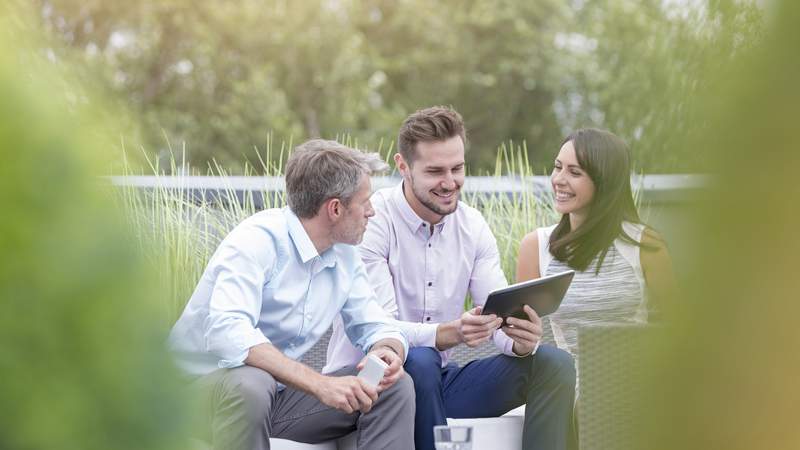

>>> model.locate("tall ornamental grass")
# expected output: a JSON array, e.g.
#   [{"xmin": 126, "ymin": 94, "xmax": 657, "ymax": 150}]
[{"xmin": 118, "ymin": 139, "xmax": 569, "ymax": 325}]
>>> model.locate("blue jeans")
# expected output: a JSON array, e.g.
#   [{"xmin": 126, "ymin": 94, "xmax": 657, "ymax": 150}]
[{"xmin": 404, "ymin": 345, "xmax": 577, "ymax": 450}]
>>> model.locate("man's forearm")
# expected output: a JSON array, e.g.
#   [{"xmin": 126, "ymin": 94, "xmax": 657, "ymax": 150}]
[
  {"xmin": 370, "ymin": 338, "xmax": 405, "ymax": 361},
  {"xmin": 244, "ymin": 342, "xmax": 324, "ymax": 396},
  {"xmin": 435, "ymin": 319, "xmax": 464, "ymax": 351}
]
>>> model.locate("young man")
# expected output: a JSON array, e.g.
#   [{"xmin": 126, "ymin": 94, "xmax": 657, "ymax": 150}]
[
  {"xmin": 168, "ymin": 139, "xmax": 414, "ymax": 450},
  {"xmin": 324, "ymin": 107, "xmax": 577, "ymax": 450}
]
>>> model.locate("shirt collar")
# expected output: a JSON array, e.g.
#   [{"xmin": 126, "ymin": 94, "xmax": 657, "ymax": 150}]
[
  {"xmin": 391, "ymin": 181, "xmax": 452, "ymax": 236},
  {"xmin": 283, "ymin": 207, "xmax": 337, "ymax": 267}
]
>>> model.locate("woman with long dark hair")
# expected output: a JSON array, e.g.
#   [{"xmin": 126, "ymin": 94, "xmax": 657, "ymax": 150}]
[{"xmin": 516, "ymin": 128, "xmax": 675, "ymax": 355}]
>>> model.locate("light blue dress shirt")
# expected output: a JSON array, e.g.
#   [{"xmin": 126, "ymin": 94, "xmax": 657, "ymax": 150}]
[{"xmin": 168, "ymin": 207, "xmax": 407, "ymax": 378}]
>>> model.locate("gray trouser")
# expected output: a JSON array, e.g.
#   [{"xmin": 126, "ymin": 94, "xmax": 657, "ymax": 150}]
[{"xmin": 194, "ymin": 365, "xmax": 415, "ymax": 450}]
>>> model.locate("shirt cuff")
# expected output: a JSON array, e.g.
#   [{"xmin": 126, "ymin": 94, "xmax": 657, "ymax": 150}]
[
  {"xmin": 415, "ymin": 323, "xmax": 439, "ymax": 348},
  {"xmin": 512, "ymin": 339, "xmax": 541, "ymax": 357},
  {"xmin": 405, "ymin": 322, "xmax": 439, "ymax": 348},
  {"xmin": 366, "ymin": 331, "xmax": 409, "ymax": 363},
  {"xmin": 217, "ymin": 327, "xmax": 269, "ymax": 369}
]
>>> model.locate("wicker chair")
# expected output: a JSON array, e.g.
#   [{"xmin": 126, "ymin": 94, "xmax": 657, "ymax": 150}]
[{"xmin": 577, "ymin": 324, "xmax": 660, "ymax": 450}]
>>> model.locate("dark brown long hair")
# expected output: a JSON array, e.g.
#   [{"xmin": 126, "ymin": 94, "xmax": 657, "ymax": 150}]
[{"xmin": 549, "ymin": 128, "xmax": 648, "ymax": 273}]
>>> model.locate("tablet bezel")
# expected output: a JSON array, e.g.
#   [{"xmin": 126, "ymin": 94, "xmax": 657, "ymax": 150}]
[{"xmin": 482, "ymin": 270, "xmax": 575, "ymax": 321}]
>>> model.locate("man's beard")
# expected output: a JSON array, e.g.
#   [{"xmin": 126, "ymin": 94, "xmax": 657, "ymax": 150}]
[
  {"xmin": 409, "ymin": 174, "xmax": 460, "ymax": 217},
  {"xmin": 332, "ymin": 220, "xmax": 364, "ymax": 246}
]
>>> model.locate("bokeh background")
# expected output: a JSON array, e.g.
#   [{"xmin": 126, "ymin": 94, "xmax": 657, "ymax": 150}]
[
  {"xmin": 1, "ymin": 0, "xmax": 798, "ymax": 449},
  {"xmin": 28, "ymin": 0, "xmax": 760, "ymax": 172},
  {"xmin": 0, "ymin": 3, "xmax": 193, "ymax": 450}
]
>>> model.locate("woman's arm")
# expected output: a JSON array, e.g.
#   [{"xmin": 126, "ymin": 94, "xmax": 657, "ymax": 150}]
[
  {"xmin": 640, "ymin": 228, "xmax": 678, "ymax": 321},
  {"xmin": 516, "ymin": 231, "xmax": 541, "ymax": 282}
]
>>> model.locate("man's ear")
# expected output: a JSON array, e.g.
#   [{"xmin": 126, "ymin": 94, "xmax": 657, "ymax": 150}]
[
  {"xmin": 394, "ymin": 153, "xmax": 410, "ymax": 176},
  {"xmin": 325, "ymin": 197, "xmax": 343, "ymax": 221}
]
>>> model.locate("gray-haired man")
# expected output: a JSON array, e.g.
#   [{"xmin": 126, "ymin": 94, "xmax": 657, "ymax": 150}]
[{"xmin": 168, "ymin": 140, "xmax": 414, "ymax": 450}]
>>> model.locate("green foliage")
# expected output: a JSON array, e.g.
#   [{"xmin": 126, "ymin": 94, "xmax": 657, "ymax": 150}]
[
  {"xmin": 566, "ymin": 0, "xmax": 763, "ymax": 172},
  {"xmin": 0, "ymin": 6, "xmax": 192, "ymax": 450},
  {"xmin": 118, "ymin": 141, "xmax": 568, "ymax": 323},
  {"xmin": 36, "ymin": 0, "xmax": 762, "ymax": 173}
]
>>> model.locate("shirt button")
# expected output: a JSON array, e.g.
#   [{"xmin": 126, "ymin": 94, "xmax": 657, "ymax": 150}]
[
  {"xmin": 306, "ymin": 314, "xmax": 312, "ymax": 319},
  {"xmin": 428, "ymin": 243, "xmax": 431, "ymax": 247},
  {"xmin": 428, "ymin": 282, "xmax": 432, "ymax": 287},
  {"xmin": 426, "ymin": 317, "xmax": 431, "ymax": 322}
]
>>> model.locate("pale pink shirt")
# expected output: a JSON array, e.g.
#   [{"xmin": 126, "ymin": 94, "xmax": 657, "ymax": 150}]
[{"xmin": 323, "ymin": 182, "xmax": 518, "ymax": 373}]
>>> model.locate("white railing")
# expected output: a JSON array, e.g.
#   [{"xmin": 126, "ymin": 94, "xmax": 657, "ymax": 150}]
[{"xmin": 109, "ymin": 174, "xmax": 707, "ymax": 205}]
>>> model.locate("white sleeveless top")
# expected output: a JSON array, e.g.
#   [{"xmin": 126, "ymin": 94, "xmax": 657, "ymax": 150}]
[{"xmin": 536, "ymin": 221, "xmax": 648, "ymax": 356}]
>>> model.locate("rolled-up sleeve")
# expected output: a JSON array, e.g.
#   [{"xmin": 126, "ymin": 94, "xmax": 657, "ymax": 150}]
[
  {"xmin": 204, "ymin": 228, "xmax": 274, "ymax": 368},
  {"xmin": 393, "ymin": 320, "xmax": 438, "ymax": 348},
  {"xmin": 340, "ymin": 262, "xmax": 409, "ymax": 361}
]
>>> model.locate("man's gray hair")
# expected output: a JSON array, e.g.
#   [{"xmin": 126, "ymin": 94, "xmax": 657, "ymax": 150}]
[{"xmin": 285, "ymin": 139, "xmax": 388, "ymax": 218}]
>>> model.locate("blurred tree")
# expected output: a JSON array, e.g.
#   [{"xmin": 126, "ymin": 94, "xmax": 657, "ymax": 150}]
[
  {"xmin": 564, "ymin": 0, "xmax": 762, "ymax": 171},
  {"xmin": 35, "ymin": 0, "xmax": 762, "ymax": 173},
  {"xmin": 351, "ymin": 0, "xmax": 569, "ymax": 169}
]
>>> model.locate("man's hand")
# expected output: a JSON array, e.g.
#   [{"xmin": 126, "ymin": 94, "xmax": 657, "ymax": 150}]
[
  {"xmin": 503, "ymin": 305, "xmax": 543, "ymax": 356},
  {"xmin": 460, "ymin": 306, "xmax": 503, "ymax": 347},
  {"xmin": 313, "ymin": 375, "xmax": 378, "ymax": 414},
  {"xmin": 357, "ymin": 346, "xmax": 405, "ymax": 392}
]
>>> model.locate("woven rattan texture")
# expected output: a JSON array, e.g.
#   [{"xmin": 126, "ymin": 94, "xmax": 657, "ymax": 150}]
[{"xmin": 577, "ymin": 325, "xmax": 656, "ymax": 450}]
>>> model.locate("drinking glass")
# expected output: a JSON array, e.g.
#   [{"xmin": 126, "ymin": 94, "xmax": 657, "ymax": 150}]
[{"xmin": 433, "ymin": 425, "xmax": 473, "ymax": 450}]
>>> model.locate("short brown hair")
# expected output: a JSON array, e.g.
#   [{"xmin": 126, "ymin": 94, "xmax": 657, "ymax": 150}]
[
  {"xmin": 397, "ymin": 106, "xmax": 466, "ymax": 164},
  {"xmin": 285, "ymin": 139, "xmax": 388, "ymax": 218}
]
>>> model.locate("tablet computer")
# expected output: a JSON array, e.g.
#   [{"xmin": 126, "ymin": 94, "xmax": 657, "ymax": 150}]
[{"xmin": 482, "ymin": 270, "xmax": 575, "ymax": 324}]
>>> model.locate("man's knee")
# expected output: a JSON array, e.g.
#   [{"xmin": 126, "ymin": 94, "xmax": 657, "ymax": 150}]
[
  {"xmin": 381, "ymin": 373, "xmax": 416, "ymax": 413},
  {"xmin": 532, "ymin": 345, "xmax": 576, "ymax": 389},
  {"xmin": 395, "ymin": 373, "xmax": 415, "ymax": 397},
  {"xmin": 404, "ymin": 347, "xmax": 442, "ymax": 393},
  {"xmin": 216, "ymin": 365, "xmax": 278, "ymax": 423}
]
